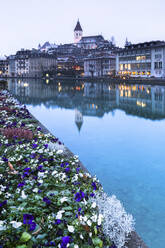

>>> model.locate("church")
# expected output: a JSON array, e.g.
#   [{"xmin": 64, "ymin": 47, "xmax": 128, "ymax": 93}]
[{"xmin": 74, "ymin": 20, "xmax": 108, "ymax": 49}]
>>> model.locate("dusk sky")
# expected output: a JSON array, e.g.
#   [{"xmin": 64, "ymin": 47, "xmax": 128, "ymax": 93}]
[{"xmin": 1, "ymin": 0, "xmax": 165, "ymax": 55}]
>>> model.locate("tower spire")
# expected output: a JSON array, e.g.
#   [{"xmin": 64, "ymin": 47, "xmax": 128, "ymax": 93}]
[{"xmin": 74, "ymin": 19, "xmax": 83, "ymax": 43}]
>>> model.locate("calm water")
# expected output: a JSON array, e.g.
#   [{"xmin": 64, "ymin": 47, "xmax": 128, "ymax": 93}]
[{"xmin": 8, "ymin": 79, "xmax": 165, "ymax": 248}]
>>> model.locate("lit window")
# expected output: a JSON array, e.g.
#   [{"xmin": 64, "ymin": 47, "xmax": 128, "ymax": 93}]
[
  {"xmin": 128, "ymin": 64, "xmax": 131, "ymax": 70},
  {"xmin": 136, "ymin": 56, "xmax": 146, "ymax": 61},
  {"xmin": 120, "ymin": 64, "xmax": 123, "ymax": 70}
]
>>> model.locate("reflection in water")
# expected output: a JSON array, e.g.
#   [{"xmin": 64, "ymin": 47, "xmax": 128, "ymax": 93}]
[
  {"xmin": 8, "ymin": 78, "xmax": 165, "ymax": 132},
  {"xmin": 7, "ymin": 78, "xmax": 165, "ymax": 248}
]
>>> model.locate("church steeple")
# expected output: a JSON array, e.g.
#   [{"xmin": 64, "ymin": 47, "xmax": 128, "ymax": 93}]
[
  {"xmin": 75, "ymin": 109, "xmax": 83, "ymax": 132},
  {"xmin": 74, "ymin": 19, "xmax": 83, "ymax": 43}
]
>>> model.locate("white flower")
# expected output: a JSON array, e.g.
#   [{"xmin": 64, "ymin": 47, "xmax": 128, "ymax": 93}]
[
  {"xmin": 21, "ymin": 191, "xmax": 27, "ymax": 199},
  {"xmin": 98, "ymin": 214, "xmax": 103, "ymax": 226},
  {"xmin": 56, "ymin": 149, "xmax": 63, "ymax": 154},
  {"xmin": 52, "ymin": 170, "xmax": 57, "ymax": 176},
  {"xmin": 83, "ymin": 216, "xmax": 87, "ymax": 222},
  {"xmin": 89, "ymin": 232, "xmax": 92, "ymax": 237},
  {"xmin": 56, "ymin": 210, "xmax": 65, "ymax": 219},
  {"xmin": 38, "ymin": 172, "xmax": 45, "ymax": 178},
  {"xmin": 10, "ymin": 221, "xmax": 22, "ymax": 228},
  {"xmin": 60, "ymin": 197, "xmax": 68, "ymax": 203},
  {"xmin": 79, "ymin": 173, "xmax": 83, "ymax": 178},
  {"xmin": 87, "ymin": 220, "xmax": 92, "ymax": 226},
  {"xmin": 91, "ymin": 202, "xmax": 96, "ymax": 208},
  {"xmin": 80, "ymin": 234, "xmax": 84, "ymax": 239},
  {"xmin": 38, "ymin": 149, "xmax": 43, "ymax": 153},
  {"xmin": 74, "ymin": 245, "xmax": 79, "ymax": 248},
  {"xmin": 33, "ymin": 188, "xmax": 38, "ymax": 193},
  {"xmin": 68, "ymin": 225, "xmax": 74, "ymax": 233},
  {"xmin": 38, "ymin": 179, "xmax": 43, "ymax": 184},
  {"xmin": 0, "ymin": 220, "xmax": 6, "ymax": 231},
  {"xmin": 91, "ymin": 215, "xmax": 97, "ymax": 222}
]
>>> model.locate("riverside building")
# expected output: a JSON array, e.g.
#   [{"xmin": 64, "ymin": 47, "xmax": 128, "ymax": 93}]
[
  {"xmin": 84, "ymin": 52, "xmax": 116, "ymax": 77},
  {"xmin": 0, "ymin": 57, "xmax": 8, "ymax": 76},
  {"xmin": 8, "ymin": 49, "xmax": 56, "ymax": 77},
  {"xmin": 116, "ymin": 40, "xmax": 165, "ymax": 78}
]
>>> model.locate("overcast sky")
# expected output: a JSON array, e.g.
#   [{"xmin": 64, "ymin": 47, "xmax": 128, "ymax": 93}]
[{"xmin": 1, "ymin": 0, "xmax": 165, "ymax": 55}]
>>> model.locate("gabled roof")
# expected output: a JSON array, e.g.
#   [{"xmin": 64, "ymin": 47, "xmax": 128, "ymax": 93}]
[
  {"xmin": 80, "ymin": 35, "xmax": 104, "ymax": 42},
  {"xmin": 41, "ymin": 41, "xmax": 51, "ymax": 49},
  {"xmin": 74, "ymin": 20, "xmax": 83, "ymax": 31}
]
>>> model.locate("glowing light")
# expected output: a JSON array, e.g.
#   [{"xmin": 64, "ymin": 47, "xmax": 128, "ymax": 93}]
[
  {"xmin": 136, "ymin": 56, "xmax": 146, "ymax": 61},
  {"xmin": 137, "ymin": 101, "xmax": 146, "ymax": 108},
  {"xmin": 120, "ymin": 90, "xmax": 123, "ymax": 97},
  {"xmin": 23, "ymin": 83, "xmax": 28, "ymax": 87},
  {"xmin": 120, "ymin": 64, "xmax": 123, "ymax": 71},
  {"xmin": 46, "ymin": 79, "xmax": 49, "ymax": 84}
]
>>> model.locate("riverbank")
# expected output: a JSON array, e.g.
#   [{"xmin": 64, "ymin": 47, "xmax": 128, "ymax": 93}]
[
  {"xmin": 1, "ymin": 75, "xmax": 165, "ymax": 86},
  {"xmin": 0, "ymin": 90, "xmax": 147, "ymax": 248}
]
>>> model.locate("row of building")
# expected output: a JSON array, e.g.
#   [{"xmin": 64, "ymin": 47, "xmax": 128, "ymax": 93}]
[{"xmin": 1, "ymin": 20, "xmax": 165, "ymax": 78}]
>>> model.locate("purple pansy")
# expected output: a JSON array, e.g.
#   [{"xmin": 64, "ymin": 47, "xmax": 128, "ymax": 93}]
[
  {"xmin": 54, "ymin": 219, "xmax": 62, "ymax": 225},
  {"xmin": 17, "ymin": 181, "xmax": 25, "ymax": 188},
  {"xmin": 65, "ymin": 167, "xmax": 70, "ymax": 173},
  {"xmin": 43, "ymin": 197, "xmax": 51, "ymax": 205},
  {"xmin": 23, "ymin": 214, "xmax": 34, "ymax": 224},
  {"xmin": 74, "ymin": 190, "xmax": 85, "ymax": 202},
  {"xmin": 91, "ymin": 182, "xmax": 97, "ymax": 190},
  {"xmin": 61, "ymin": 236, "xmax": 71, "ymax": 248},
  {"xmin": 0, "ymin": 200, "xmax": 7, "ymax": 208},
  {"xmin": 29, "ymin": 221, "xmax": 37, "ymax": 231},
  {"xmin": 32, "ymin": 144, "xmax": 38, "ymax": 149}
]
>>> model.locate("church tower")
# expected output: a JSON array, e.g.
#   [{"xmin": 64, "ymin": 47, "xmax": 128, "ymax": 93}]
[
  {"xmin": 74, "ymin": 19, "xmax": 83, "ymax": 43},
  {"xmin": 75, "ymin": 109, "xmax": 83, "ymax": 132}
]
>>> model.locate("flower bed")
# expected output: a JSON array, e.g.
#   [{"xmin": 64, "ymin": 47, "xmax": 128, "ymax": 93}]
[{"xmin": 0, "ymin": 90, "xmax": 134, "ymax": 248}]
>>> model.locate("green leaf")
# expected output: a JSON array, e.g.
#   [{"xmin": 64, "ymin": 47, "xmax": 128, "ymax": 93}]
[
  {"xmin": 94, "ymin": 226, "xmax": 98, "ymax": 235},
  {"xmin": 92, "ymin": 237, "xmax": 103, "ymax": 247},
  {"xmin": 20, "ymin": 232, "xmax": 32, "ymax": 242},
  {"xmin": 36, "ymin": 233, "xmax": 47, "ymax": 239},
  {"xmin": 46, "ymin": 190, "xmax": 59, "ymax": 196},
  {"xmin": 16, "ymin": 245, "xmax": 27, "ymax": 248},
  {"xmin": 64, "ymin": 211, "xmax": 73, "ymax": 216},
  {"xmin": 63, "ymin": 206, "xmax": 72, "ymax": 211}
]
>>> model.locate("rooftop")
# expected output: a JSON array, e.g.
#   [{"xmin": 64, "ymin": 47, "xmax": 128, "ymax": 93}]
[
  {"xmin": 74, "ymin": 20, "xmax": 83, "ymax": 31},
  {"xmin": 125, "ymin": 40, "xmax": 165, "ymax": 50}
]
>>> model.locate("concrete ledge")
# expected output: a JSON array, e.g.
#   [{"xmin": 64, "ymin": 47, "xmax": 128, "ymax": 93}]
[{"xmin": 126, "ymin": 232, "xmax": 148, "ymax": 248}]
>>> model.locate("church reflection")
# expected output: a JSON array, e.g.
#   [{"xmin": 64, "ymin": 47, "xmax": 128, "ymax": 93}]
[{"xmin": 8, "ymin": 79, "xmax": 165, "ymax": 132}]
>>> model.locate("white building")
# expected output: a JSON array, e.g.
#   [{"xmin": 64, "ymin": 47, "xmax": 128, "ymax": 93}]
[
  {"xmin": 116, "ymin": 40, "xmax": 165, "ymax": 78},
  {"xmin": 8, "ymin": 49, "xmax": 56, "ymax": 77},
  {"xmin": 78, "ymin": 35, "xmax": 106, "ymax": 49},
  {"xmin": 84, "ymin": 52, "xmax": 116, "ymax": 77}
]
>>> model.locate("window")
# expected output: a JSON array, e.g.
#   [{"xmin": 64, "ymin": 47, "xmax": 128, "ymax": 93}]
[
  {"xmin": 159, "ymin": 62, "xmax": 162, "ymax": 69},
  {"xmin": 120, "ymin": 64, "xmax": 123, "ymax": 70},
  {"xmin": 155, "ymin": 62, "xmax": 162, "ymax": 69},
  {"xmin": 136, "ymin": 56, "xmax": 146, "ymax": 61},
  {"xmin": 155, "ymin": 48, "xmax": 161, "ymax": 52},
  {"xmin": 155, "ymin": 54, "xmax": 162, "ymax": 59},
  {"xmin": 128, "ymin": 64, "xmax": 131, "ymax": 70}
]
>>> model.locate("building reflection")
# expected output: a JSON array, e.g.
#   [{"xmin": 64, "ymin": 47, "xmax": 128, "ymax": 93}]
[{"xmin": 8, "ymin": 79, "xmax": 165, "ymax": 132}]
